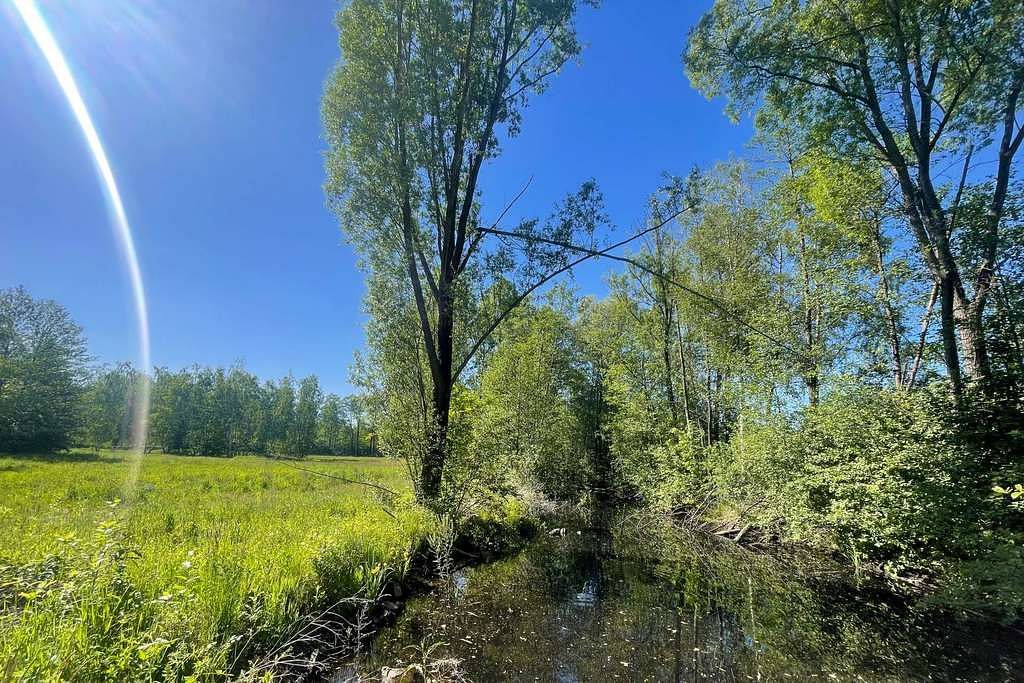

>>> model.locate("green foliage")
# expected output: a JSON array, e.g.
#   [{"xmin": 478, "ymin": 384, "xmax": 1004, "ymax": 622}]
[
  {"xmin": 455, "ymin": 497, "xmax": 538, "ymax": 559},
  {"xmin": 323, "ymin": 0, "xmax": 604, "ymax": 501},
  {"xmin": 80, "ymin": 363, "xmax": 142, "ymax": 451},
  {"xmin": 705, "ymin": 412, "xmax": 799, "ymax": 528},
  {"xmin": 686, "ymin": 0, "xmax": 1023, "ymax": 151},
  {"xmin": 644, "ymin": 427, "xmax": 707, "ymax": 510},
  {"xmin": 702, "ymin": 386, "xmax": 1024, "ymax": 618},
  {"xmin": 0, "ymin": 287, "xmax": 89, "ymax": 453},
  {"xmin": 473, "ymin": 305, "xmax": 594, "ymax": 501},
  {"xmin": 793, "ymin": 389, "xmax": 969, "ymax": 567},
  {"xmin": 120, "ymin": 365, "xmax": 372, "ymax": 458}
]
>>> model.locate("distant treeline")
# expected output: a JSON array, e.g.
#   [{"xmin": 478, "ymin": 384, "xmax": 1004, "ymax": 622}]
[
  {"xmin": 1, "ymin": 286, "xmax": 374, "ymax": 456},
  {"xmin": 87, "ymin": 363, "xmax": 375, "ymax": 457}
]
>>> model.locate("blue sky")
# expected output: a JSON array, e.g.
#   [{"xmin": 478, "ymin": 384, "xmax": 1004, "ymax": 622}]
[{"xmin": 0, "ymin": 1, "xmax": 752, "ymax": 396}]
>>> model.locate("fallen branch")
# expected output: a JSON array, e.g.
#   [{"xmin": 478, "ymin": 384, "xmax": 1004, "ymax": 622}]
[{"xmin": 269, "ymin": 455, "xmax": 400, "ymax": 498}]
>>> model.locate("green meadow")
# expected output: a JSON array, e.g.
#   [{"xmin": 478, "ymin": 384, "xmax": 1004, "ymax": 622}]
[{"xmin": 0, "ymin": 451, "xmax": 434, "ymax": 680}]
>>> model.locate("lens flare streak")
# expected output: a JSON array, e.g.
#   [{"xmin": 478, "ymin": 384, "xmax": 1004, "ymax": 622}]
[{"xmin": 13, "ymin": 0, "xmax": 151, "ymax": 485}]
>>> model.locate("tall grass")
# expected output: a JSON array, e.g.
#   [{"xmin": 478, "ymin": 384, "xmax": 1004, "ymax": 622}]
[{"xmin": 0, "ymin": 451, "xmax": 434, "ymax": 680}]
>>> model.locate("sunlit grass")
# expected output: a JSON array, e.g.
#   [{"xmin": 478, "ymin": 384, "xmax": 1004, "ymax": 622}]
[{"xmin": 0, "ymin": 450, "xmax": 434, "ymax": 680}]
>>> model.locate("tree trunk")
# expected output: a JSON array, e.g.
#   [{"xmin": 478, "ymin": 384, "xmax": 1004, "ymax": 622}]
[
  {"xmin": 799, "ymin": 235, "xmax": 819, "ymax": 406},
  {"xmin": 872, "ymin": 224, "xmax": 904, "ymax": 387},
  {"xmin": 420, "ymin": 292, "xmax": 455, "ymax": 500},
  {"xmin": 676, "ymin": 319, "xmax": 691, "ymax": 432},
  {"xmin": 937, "ymin": 275, "xmax": 964, "ymax": 398},
  {"xmin": 958, "ymin": 294, "xmax": 991, "ymax": 383},
  {"xmin": 662, "ymin": 313, "xmax": 678, "ymax": 426},
  {"xmin": 421, "ymin": 381, "xmax": 450, "ymax": 499}
]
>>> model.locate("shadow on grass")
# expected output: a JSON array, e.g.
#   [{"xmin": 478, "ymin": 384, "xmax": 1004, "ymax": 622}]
[{"xmin": 0, "ymin": 450, "xmax": 125, "ymax": 464}]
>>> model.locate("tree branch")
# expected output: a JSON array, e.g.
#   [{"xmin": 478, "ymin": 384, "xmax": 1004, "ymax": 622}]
[
  {"xmin": 478, "ymin": 222, "xmax": 810, "ymax": 363},
  {"xmin": 452, "ymin": 202, "xmax": 701, "ymax": 382}
]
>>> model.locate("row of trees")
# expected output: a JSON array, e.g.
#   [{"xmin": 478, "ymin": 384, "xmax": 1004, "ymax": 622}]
[
  {"xmin": 0, "ymin": 287, "xmax": 374, "ymax": 457},
  {"xmin": 86, "ymin": 364, "xmax": 376, "ymax": 457}
]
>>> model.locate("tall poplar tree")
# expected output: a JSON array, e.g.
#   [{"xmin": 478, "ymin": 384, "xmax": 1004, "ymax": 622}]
[{"xmin": 323, "ymin": 0, "xmax": 604, "ymax": 500}]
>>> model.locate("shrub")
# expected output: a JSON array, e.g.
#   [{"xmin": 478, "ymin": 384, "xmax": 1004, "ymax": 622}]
[
  {"xmin": 701, "ymin": 385, "xmax": 1024, "ymax": 618},
  {"xmin": 455, "ymin": 497, "xmax": 538, "ymax": 559}
]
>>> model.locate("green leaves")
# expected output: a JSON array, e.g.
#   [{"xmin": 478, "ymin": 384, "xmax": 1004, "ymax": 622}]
[
  {"xmin": 0, "ymin": 287, "xmax": 89, "ymax": 453},
  {"xmin": 992, "ymin": 483, "xmax": 1024, "ymax": 500}
]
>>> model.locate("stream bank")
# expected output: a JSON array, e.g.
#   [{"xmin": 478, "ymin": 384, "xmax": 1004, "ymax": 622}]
[{"xmin": 338, "ymin": 508, "xmax": 1024, "ymax": 682}]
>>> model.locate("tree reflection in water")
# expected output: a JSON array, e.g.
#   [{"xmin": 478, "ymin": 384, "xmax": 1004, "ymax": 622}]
[{"xmin": 355, "ymin": 509, "xmax": 1023, "ymax": 681}]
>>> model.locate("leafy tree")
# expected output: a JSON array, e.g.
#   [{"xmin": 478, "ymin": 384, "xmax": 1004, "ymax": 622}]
[
  {"xmin": 687, "ymin": 0, "xmax": 1024, "ymax": 396},
  {"xmin": 292, "ymin": 375, "xmax": 323, "ymax": 456},
  {"xmin": 475, "ymin": 302, "xmax": 593, "ymax": 500},
  {"xmin": 319, "ymin": 393, "xmax": 346, "ymax": 455},
  {"xmin": 80, "ymin": 363, "xmax": 139, "ymax": 450},
  {"xmin": 268, "ymin": 376, "xmax": 296, "ymax": 455},
  {"xmin": 149, "ymin": 367, "xmax": 190, "ymax": 454},
  {"xmin": 0, "ymin": 287, "xmax": 88, "ymax": 453},
  {"xmin": 343, "ymin": 394, "xmax": 368, "ymax": 456},
  {"xmin": 323, "ymin": 0, "xmax": 604, "ymax": 501}
]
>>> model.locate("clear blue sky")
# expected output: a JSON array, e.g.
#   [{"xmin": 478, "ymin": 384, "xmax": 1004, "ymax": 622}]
[{"xmin": 0, "ymin": 1, "xmax": 752, "ymax": 396}]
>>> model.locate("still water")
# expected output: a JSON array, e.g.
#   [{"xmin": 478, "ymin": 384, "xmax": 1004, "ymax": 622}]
[{"xmin": 347, "ymin": 510, "xmax": 1023, "ymax": 682}]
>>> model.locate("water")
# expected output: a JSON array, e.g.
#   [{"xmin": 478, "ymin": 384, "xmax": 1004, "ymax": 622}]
[{"xmin": 350, "ymin": 510, "xmax": 1024, "ymax": 681}]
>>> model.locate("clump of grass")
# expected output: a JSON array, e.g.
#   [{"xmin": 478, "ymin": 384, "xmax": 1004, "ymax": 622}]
[{"xmin": 0, "ymin": 450, "xmax": 434, "ymax": 679}]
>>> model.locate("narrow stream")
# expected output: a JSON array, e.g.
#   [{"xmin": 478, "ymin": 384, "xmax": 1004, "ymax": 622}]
[{"xmin": 342, "ymin": 510, "xmax": 1024, "ymax": 681}]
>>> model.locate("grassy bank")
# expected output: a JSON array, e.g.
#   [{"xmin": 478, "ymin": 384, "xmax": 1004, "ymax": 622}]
[{"xmin": 0, "ymin": 450, "xmax": 434, "ymax": 680}]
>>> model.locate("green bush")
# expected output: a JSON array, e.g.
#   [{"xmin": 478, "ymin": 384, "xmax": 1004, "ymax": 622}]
[
  {"xmin": 704, "ymin": 386, "xmax": 1024, "ymax": 618},
  {"xmin": 643, "ymin": 426, "xmax": 708, "ymax": 511},
  {"xmin": 707, "ymin": 412, "xmax": 799, "ymax": 530},
  {"xmin": 455, "ymin": 497, "xmax": 538, "ymax": 559}
]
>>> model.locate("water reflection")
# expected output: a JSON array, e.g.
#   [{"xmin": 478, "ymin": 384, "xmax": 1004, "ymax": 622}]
[{"xmin": 356, "ymin": 510, "xmax": 1023, "ymax": 681}]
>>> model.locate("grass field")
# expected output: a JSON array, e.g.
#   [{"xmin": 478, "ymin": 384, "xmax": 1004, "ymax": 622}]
[{"xmin": 0, "ymin": 450, "xmax": 434, "ymax": 681}]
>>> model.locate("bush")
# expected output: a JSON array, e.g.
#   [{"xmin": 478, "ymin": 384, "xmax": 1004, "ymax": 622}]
[
  {"xmin": 706, "ymin": 385, "xmax": 1024, "ymax": 618},
  {"xmin": 642, "ymin": 426, "xmax": 708, "ymax": 511},
  {"xmin": 707, "ymin": 412, "xmax": 798, "ymax": 530},
  {"xmin": 792, "ymin": 388, "xmax": 972, "ymax": 570},
  {"xmin": 455, "ymin": 497, "xmax": 538, "ymax": 559}
]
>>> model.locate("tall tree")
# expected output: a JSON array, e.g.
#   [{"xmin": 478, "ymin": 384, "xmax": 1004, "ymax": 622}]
[
  {"xmin": 269, "ymin": 376, "xmax": 296, "ymax": 455},
  {"xmin": 81, "ymin": 362, "xmax": 139, "ymax": 450},
  {"xmin": 319, "ymin": 393, "xmax": 345, "ymax": 455},
  {"xmin": 292, "ymin": 375, "xmax": 323, "ymax": 456},
  {"xmin": 0, "ymin": 287, "xmax": 89, "ymax": 453},
  {"xmin": 323, "ymin": 0, "xmax": 604, "ymax": 500},
  {"xmin": 687, "ymin": 0, "xmax": 1024, "ymax": 395},
  {"xmin": 344, "ymin": 394, "xmax": 367, "ymax": 456}
]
